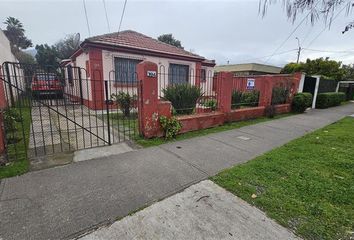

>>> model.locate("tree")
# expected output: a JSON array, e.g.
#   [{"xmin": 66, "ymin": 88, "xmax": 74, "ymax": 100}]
[
  {"xmin": 157, "ymin": 34, "xmax": 184, "ymax": 49},
  {"xmin": 281, "ymin": 57, "xmax": 346, "ymax": 80},
  {"xmin": 259, "ymin": 0, "xmax": 354, "ymax": 33},
  {"xmin": 342, "ymin": 64, "xmax": 354, "ymax": 80},
  {"xmin": 35, "ymin": 44, "xmax": 60, "ymax": 67},
  {"xmin": 3, "ymin": 17, "xmax": 32, "ymax": 50},
  {"xmin": 54, "ymin": 34, "xmax": 80, "ymax": 59}
]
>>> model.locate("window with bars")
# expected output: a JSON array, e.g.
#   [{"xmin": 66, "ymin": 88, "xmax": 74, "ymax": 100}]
[
  {"xmin": 169, "ymin": 63, "xmax": 189, "ymax": 85},
  {"xmin": 114, "ymin": 57, "xmax": 142, "ymax": 83}
]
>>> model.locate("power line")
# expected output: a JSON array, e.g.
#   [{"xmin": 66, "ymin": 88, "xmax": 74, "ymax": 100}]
[
  {"xmin": 82, "ymin": 0, "xmax": 91, "ymax": 37},
  {"xmin": 265, "ymin": 8, "xmax": 315, "ymax": 63},
  {"xmin": 302, "ymin": 48, "xmax": 354, "ymax": 54},
  {"xmin": 102, "ymin": 0, "xmax": 111, "ymax": 32},
  {"xmin": 238, "ymin": 49, "xmax": 298, "ymax": 63},
  {"xmin": 118, "ymin": 0, "xmax": 128, "ymax": 33}
]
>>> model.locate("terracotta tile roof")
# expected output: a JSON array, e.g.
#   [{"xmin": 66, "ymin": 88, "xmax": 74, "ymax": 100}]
[{"xmin": 85, "ymin": 30, "xmax": 206, "ymax": 60}]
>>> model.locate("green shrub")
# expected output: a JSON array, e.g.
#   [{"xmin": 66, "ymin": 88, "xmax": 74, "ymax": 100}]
[
  {"xmin": 231, "ymin": 90, "xmax": 242, "ymax": 109},
  {"xmin": 302, "ymin": 92, "xmax": 313, "ymax": 108},
  {"xmin": 159, "ymin": 115, "xmax": 182, "ymax": 139},
  {"xmin": 232, "ymin": 90, "xmax": 260, "ymax": 109},
  {"xmin": 242, "ymin": 90, "xmax": 260, "ymax": 107},
  {"xmin": 271, "ymin": 87, "xmax": 289, "ymax": 105},
  {"xmin": 316, "ymin": 92, "xmax": 346, "ymax": 109},
  {"xmin": 162, "ymin": 84, "xmax": 203, "ymax": 115},
  {"xmin": 111, "ymin": 92, "xmax": 136, "ymax": 117},
  {"xmin": 292, "ymin": 93, "xmax": 312, "ymax": 113},
  {"xmin": 4, "ymin": 108, "xmax": 22, "ymax": 133},
  {"xmin": 202, "ymin": 98, "xmax": 217, "ymax": 111}
]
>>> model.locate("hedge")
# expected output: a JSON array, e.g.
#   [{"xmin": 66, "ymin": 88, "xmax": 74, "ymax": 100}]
[
  {"xmin": 231, "ymin": 90, "xmax": 260, "ymax": 109},
  {"xmin": 302, "ymin": 92, "xmax": 313, "ymax": 108},
  {"xmin": 316, "ymin": 92, "xmax": 346, "ymax": 109},
  {"xmin": 292, "ymin": 93, "xmax": 313, "ymax": 113}
]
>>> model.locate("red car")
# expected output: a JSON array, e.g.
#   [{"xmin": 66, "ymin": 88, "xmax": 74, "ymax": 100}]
[{"xmin": 32, "ymin": 72, "xmax": 63, "ymax": 98}]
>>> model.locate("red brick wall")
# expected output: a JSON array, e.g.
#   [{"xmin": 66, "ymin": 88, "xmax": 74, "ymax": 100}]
[
  {"xmin": 227, "ymin": 106, "xmax": 265, "ymax": 122},
  {"xmin": 177, "ymin": 112, "xmax": 224, "ymax": 134},
  {"xmin": 138, "ymin": 62, "xmax": 299, "ymax": 138}
]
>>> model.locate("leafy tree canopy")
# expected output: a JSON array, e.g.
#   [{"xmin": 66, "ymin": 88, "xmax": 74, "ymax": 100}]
[
  {"xmin": 157, "ymin": 34, "xmax": 184, "ymax": 49},
  {"xmin": 281, "ymin": 57, "xmax": 349, "ymax": 80},
  {"xmin": 259, "ymin": 0, "xmax": 354, "ymax": 33},
  {"xmin": 35, "ymin": 44, "xmax": 60, "ymax": 67},
  {"xmin": 54, "ymin": 34, "xmax": 80, "ymax": 60},
  {"xmin": 3, "ymin": 17, "xmax": 32, "ymax": 50}
]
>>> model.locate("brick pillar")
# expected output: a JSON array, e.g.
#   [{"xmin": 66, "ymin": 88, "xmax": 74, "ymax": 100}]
[
  {"xmin": 88, "ymin": 48, "xmax": 104, "ymax": 110},
  {"xmin": 137, "ymin": 61, "xmax": 160, "ymax": 138},
  {"xmin": 216, "ymin": 72, "xmax": 233, "ymax": 113},
  {"xmin": 258, "ymin": 76, "xmax": 273, "ymax": 106},
  {"xmin": 195, "ymin": 62, "xmax": 202, "ymax": 87}
]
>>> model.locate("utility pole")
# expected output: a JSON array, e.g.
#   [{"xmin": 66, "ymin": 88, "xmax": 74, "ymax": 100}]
[{"xmin": 296, "ymin": 37, "xmax": 301, "ymax": 64}]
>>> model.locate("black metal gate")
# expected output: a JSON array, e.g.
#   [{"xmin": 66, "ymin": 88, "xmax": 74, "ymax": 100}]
[
  {"xmin": 0, "ymin": 62, "xmax": 138, "ymax": 162},
  {"xmin": 303, "ymin": 76, "xmax": 317, "ymax": 96}
]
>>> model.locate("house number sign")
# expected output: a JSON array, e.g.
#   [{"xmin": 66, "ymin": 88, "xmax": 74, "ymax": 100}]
[{"xmin": 147, "ymin": 71, "xmax": 157, "ymax": 77}]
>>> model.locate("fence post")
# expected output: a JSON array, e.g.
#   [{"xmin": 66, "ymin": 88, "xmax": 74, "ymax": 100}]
[
  {"xmin": 258, "ymin": 76, "xmax": 273, "ymax": 107},
  {"xmin": 137, "ymin": 61, "xmax": 160, "ymax": 138},
  {"xmin": 216, "ymin": 71, "xmax": 233, "ymax": 114}
]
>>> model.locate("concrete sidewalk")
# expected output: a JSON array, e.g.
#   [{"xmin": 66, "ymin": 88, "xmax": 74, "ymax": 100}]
[{"xmin": 0, "ymin": 103, "xmax": 353, "ymax": 240}]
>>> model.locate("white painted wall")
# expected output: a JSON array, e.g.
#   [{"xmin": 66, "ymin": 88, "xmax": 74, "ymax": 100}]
[
  {"xmin": 101, "ymin": 49, "xmax": 214, "ymax": 98},
  {"xmin": 0, "ymin": 29, "xmax": 24, "ymax": 105},
  {"xmin": 0, "ymin": 29, "xmax": 17, "ymax": 64},
  {"xmin": 72, "ymin": 48, "xmax": 215, "ymax": 104}
]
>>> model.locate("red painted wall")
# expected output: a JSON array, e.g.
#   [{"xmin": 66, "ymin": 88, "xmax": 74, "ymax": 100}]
[
  {"xmin": 88, "ymin": 48, "xmax": 105, "ymax": 110},
  {"xmin": 135, "ymin": 62, "xmax": 301, "ymax": 139}
]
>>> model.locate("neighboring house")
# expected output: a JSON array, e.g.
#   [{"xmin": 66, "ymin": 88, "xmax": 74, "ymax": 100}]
[
  {"xmin": 65, "ymin": 30, "xmax": 216, "ymax": 109},
  {"xmin": 0, "ymin": 29, "xmax": 18, "ymax": 65},
  {"xmin": 215, "ymin": 63, "xmax": 282, "ymax": 76}
]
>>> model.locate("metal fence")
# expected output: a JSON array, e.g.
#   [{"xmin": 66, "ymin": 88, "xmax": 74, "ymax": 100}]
[
  {"xmin": 0, "ymin": 62, "xmax": 138, "ymax": 163},
  {"xmin": 158, "ymin": 66, "xmax": 216, "ymax": 115}
]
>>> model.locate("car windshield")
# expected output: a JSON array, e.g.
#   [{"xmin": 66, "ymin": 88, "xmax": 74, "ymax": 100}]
[{"xmin": 36, "ymin": 74, "xmax": 57, "ymax": 81}]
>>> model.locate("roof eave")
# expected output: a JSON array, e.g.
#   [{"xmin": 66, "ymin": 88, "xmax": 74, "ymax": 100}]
[{"xmin": 82, "ymin": 40, "xmax": 206, "ymax": 62}]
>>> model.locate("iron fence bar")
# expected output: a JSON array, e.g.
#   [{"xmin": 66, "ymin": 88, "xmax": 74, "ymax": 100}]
[
  {"xmin": 4, "ymin": 63, "xmax": 15, "ymax": 106},
  {"xmin": 12, "ymin": 64, "xmax": 29, "ymax": 159},
  {"xmin": 3, "ymin": 77, "xmax": 109, "ymax": 145},
  {"xmin": 104, "ymin": 80, "xmax": 111, "ymax": 145}
]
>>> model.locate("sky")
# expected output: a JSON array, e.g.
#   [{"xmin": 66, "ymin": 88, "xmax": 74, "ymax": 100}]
[{"xmin": 1, "ymin": 0, "xmax": 353, "ymax": 67}]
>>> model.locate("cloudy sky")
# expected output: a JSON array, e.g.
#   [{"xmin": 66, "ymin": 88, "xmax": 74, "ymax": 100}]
[{"xmin": 1, "ymin": 0, "xmax": 353, "ymax": 67}]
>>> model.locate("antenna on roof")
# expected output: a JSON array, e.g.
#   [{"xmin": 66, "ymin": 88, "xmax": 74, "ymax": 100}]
[{"xmin": 73, "ymin": 33, "xmax": 80, "ymax": 46}]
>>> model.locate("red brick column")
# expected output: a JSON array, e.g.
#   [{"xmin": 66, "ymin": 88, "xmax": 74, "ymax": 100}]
[
  {"xmin": 88, "ymin": 48, "xmax": 105, "ymax": 110},
  {"xmin": 137, "ymin": 61, "xmax": 160, "ymax": 138},
  {"xmin": 195, "ymin": 62, "xmax": 202, "ymax": 87},
  {"xmin": 258, "ymin": 76, "xmax": 273, "ymax": 107},
  {"xmin": 216, "ymin": 72, "xmax": 233, "ymax": 113}
]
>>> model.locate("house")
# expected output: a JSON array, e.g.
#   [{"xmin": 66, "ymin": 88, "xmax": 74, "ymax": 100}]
[
  {"xmin": 0, "ymin": 29, "xmax": 23, "ymax": 107},
  {"xmin": 215, "ymin": 63, "xmax": 282, "ymax": 77},
  {"xmin": 65, "ymin": 30, "xmax": 216, "ymax": 109}
]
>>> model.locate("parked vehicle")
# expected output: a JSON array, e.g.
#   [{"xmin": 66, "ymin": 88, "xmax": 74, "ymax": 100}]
[{"xmin": 31, "ymin": 72, "xmax": 63, "ymax": 98}]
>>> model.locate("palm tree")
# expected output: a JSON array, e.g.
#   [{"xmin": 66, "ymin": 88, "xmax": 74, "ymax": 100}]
[{"xmin": 3, "ymin": 16, "xmax": 32, "ymax": 50}]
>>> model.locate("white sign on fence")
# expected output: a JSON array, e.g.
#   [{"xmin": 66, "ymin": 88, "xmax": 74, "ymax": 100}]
[{"xmin": 246, "ymin": 79, "xmax": 255, "ymax": 90}]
